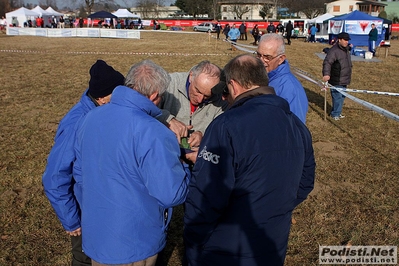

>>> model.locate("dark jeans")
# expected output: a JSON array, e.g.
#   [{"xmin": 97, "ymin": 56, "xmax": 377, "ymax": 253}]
[{"xmin": 71, "ymin": 235, "xmax": 91, "ymax": 266}]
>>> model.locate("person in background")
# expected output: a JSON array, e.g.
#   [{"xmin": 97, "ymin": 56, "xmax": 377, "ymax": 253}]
[
  {"xmin": 184, "ymin": 54, "xmax": 315, "ymax": 266},
  {"xmin": 59, "ymin": 16, "xmax": 65, "ymax": 28},
  {"xmin": 73, "ymin": 59, "xmax": 191, "ymax": 266},
  {"xmin": 322, "ymin": 32, "xmax": 352, "ymax": 121},
  {"xmin": 79, "ymin": 17, "xmax": 83, "ymax": 28},
  {"xmin": 368, "ymin": 23, "xmax": 378, "ymax": 56},
  {"xmin": 228, "ymin": 23, "xmax": 240, "ymax": 51},
  {"xmin": 267, "ymin": 21, "xmax": 276, "ymax": 33},
  {"xmin": 257, "ymin": 33, "xmax": 309, "ymax": 123},
  {"xmin": 157, "ymin": 60, "xmax": 228, "ymax": 148},
  {"xmin": 35, "ymin": 16, "xmax": 41, "ymax": 28},
  {"xmin": 277, "ymin": 21, "xmax": 284, "ymax": 36},
  {"xmin": 42, "ymin": 60, "xmax": 125, "ymax": 266},
  {"xmin": 252, "ymin": 24, "xmax": 260, "ymax": 45},
  {"xmin": 215, "ymin": 20, "xmax": 222, "ymax": 39},
  {"xmin": 12, "ymin": 17, "xmax": 18, "ymax": 27},
  {"xmin": 285, "ymin": 20, "xmax": 293, "ymax": 45},
  {"xmin": 223, "ymin": 23, "xmax": 230, "ymax": 41},
  {"xmin": 0, "ymin": 16, "xmax": 7, "ymax": 30},
  {"xmin": 239, "ymin": 22, "xmax": 246, "ymax": 40},
  {"xmin": 70, "ymin": 17, "xmax": 74, "ymax": 28},
  {"xmin": 309, "ymin": 24, "xmax": 317, "ymax": 43}
]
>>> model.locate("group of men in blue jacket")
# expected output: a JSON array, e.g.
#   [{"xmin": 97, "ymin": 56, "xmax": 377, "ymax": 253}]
[{"xmin": 43, "ymin": 33, "xmax": 315, "ymax": 266}]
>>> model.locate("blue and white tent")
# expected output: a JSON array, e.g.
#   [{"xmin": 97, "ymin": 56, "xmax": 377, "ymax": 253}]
[{"xmin": 328, "ymin": 10, "xmax": 384, "ymax": 47}]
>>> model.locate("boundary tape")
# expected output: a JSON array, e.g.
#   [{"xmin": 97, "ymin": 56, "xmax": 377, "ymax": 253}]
[
  {"xmin": 0, "ymin": 49, "xmax": 230, "ymax": 57},
  {"xmin": 253, "ymin": 44, "xmax": 399, "ymax": 122}
]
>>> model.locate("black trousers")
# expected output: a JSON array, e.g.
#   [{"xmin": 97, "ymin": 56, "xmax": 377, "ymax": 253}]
[
  {"xmin": 71, "ymin": 235, "xmax": 91, "ymax": 266},
  {"xmin": 286, "ymin": 34, "xmax": 292, "ymax": 45}
]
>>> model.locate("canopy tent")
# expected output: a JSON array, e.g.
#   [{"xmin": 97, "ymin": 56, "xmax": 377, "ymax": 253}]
[
  {"xmin": 88, "ymin": 11, "xmax": 117, "ymax": 19},
  {"xmin": 31, "ymin": 6, "xmax": 53, "ymax": 27},
  {"xmin": 5, "ymin": 7, "xmax": 39, "ymax": 27},
  {"xmin": 327, "ymin": 10, "xmax": 384, "ymax": 47},
  {"xmin": 308, "ymin": 13, "xmax": 334, "ymax": 38},
  {"xmin": 31, "ymin": 6, "xmax": 52, "ymax": 17},
  {"xmin": 45, "ymin": 7, "xmax": 64, "ymax": 16},
  {"xmin": 112, "ymin": 9, "xmax": 140, "ymax": 18},
  {"xmin": 309, "ymin": 13, "xmax": 334, "ymax": 24}
]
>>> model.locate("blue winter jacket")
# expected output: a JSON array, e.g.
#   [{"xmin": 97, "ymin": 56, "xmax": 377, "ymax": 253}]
[
  {"xmin": 268, "ymin": 60, "xmax": 309, "ymax": 123},
  {"xmin": 184, "ymin": 87, "xmax": 315, "ymax": 266},
  {"xmin": 228, "ymin": 27, "xmax": 240, "ymax": 40},
  {"xmin": 42, "ymin": 89, "xmax": 96, "ymax": 231},
  {"xmin": 73, "ymin": 86, "xmax": 191, "ymax": 264}
]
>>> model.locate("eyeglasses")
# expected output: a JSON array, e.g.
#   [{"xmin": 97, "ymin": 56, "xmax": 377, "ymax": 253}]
[
  {"xmin": 222, "ymin": 86, "xmax": 229, "ymax": 96},
  {"xmin": 255, "ymin": 52, "xmax": 282, "ymax": 62}
]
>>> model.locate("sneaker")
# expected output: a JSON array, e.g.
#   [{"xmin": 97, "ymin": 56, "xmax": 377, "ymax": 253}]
[
  {"xmin": 339, "ymin": 114, "xmax": 345, "ymax": 119},
  {"xmin": 332, "ymin": 116, "xmax": 340, "ymax": 121}
]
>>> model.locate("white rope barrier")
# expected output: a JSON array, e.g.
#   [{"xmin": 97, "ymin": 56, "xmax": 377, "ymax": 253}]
[
  {"xmin": 290, "ymin": 66, "xmax": 399, "ymax": 122},
  {"xmin": 3, "ymin": 43, "xmax": 398, "ymax": 122},
  {"xmin": 0, "ymin": 49, "xmax": 230, "ymax": 57}
]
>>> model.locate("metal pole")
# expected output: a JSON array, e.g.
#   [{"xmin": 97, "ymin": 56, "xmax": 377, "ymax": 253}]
[{"xmin": 324, "ymin": 88, "xmax": 327, "ymax": 121}]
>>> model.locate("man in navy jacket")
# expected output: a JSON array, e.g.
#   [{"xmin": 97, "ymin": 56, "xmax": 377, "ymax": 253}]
[{"xmin": 184, "ymin": 54, "xmax": 315, "ymax": 266}]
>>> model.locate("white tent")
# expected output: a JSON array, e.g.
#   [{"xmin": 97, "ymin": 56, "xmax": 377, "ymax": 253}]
[
  {"xmin": 309, "ymin": 13, "xmax": 335, "ymax": 38},
  {"xmin": 31, "ymin": 6, "xmax": 52, "ymax": 17},
  {"xmin": 5, "ymin": 7, "xmax": 39, "ymax": 27},
  {"xmin": 308, "ymin": 13, "xmax": 334, "ymax": 24},
  {"xmin": 45, "ymin": 7, "xmax": 64, "ymax": 16},
  {"xmin": 112, "ymin": 9, "xmax": 140, "ymax": 18},
  {"xmin": 31, "ymin": 6, "xmax": 52, "ymax": 27}
]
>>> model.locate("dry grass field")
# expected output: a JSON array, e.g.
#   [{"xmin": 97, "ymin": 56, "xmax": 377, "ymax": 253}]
[{"xmin": 0, "ymin": 29, "xmax": 398, "ymax": 265}]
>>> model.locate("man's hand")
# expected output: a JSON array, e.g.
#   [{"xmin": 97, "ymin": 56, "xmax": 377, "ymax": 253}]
[
  {"xmin": 66, "ymin": 227, "xmax": 81, "ymax": 237},
  {"xmin": 184, "ymin": 149, "xmax": 198, "ymax": 164},
  {"xmin": 188, "ymin": 131, "xmax": 203, "ymax": 148},
  {"xmin": 323, "ymin": 75, "xmax": 330, "ymax": 82},
  {"xmin": 168, "ymin": 118, "xmax": 193, "ymax": 143}
]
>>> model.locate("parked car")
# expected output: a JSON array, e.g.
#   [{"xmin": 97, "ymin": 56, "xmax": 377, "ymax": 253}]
[{"xmin": 193, "ymin": 22, "xmax": 217, "ymax": 33}]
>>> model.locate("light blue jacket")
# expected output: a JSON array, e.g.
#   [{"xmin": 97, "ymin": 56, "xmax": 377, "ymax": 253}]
[
  {"xmin": 268, "ymin": 60, "xmax": 309, "ymax": 123},
  {"xmin": 73, "ymin": 85, "xmax": 191, "ymax": 264},
  {"xmin": 42, "ymin": 89, "xmax": 96, "ymax": 231},
  {"xmin": 310, "ymin": 25, "xmax": 317, "ymax": 35},
  {"xmin": 228, "ymin": 27, "xmax": 240, "ymax": 40}
]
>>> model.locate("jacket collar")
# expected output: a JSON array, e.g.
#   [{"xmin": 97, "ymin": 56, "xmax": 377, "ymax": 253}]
[
  {"xmin": 232, "ymin": 86, "xmax": 276, "ymax": 107},
  {"xmin": 268, "ymin": 60, "xmax": 290, "ymax": 82}
]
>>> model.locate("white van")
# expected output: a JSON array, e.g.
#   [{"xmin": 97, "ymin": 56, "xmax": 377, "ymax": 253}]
[{"xmin": 280, "ymin": 19, "xmax": 310, "ymax": 38}]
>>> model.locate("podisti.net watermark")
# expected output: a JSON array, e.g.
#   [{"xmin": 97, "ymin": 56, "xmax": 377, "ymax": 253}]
[{"xmin": 319, "ymin": 246, "xmax": 397, "ymax": 264}]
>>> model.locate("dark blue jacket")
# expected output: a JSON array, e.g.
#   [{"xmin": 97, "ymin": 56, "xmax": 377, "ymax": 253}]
[{"xmin": 184, "ymin": 87, "xmax": 315, "ymax": 266}]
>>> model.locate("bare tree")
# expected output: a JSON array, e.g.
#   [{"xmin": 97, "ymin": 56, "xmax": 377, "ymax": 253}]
[
  {"xmin": 281, "ymin": 0, "xmax": 326, "ymax": 18},
  {"xmin": 230, "ymin": 4, "xmax": 250, "ymax": 20},
  {"xmin": 271, "ymin": 0, "xmax": 278, "ymax": 19},
  {"xmin": 259, "ymin": 3, "xmax": 273, "ymax": 21},
  {"xmin": 38, "ymin": 0, "xmax": 58, "ymax": 9},
  {"xmin": 70, "ymin": 0, "xmax": 95, "ymax": 15},
  {"xmin": 210, "ymin": 0, "xmax": 220, "ymax": 19},
  {"xmin": 0, "ymin": 0, "xmax": 12, "ymax": 16},
  {"xmin": 136, "ymin": 0, "xmax": 157, "ymax": 18}
]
